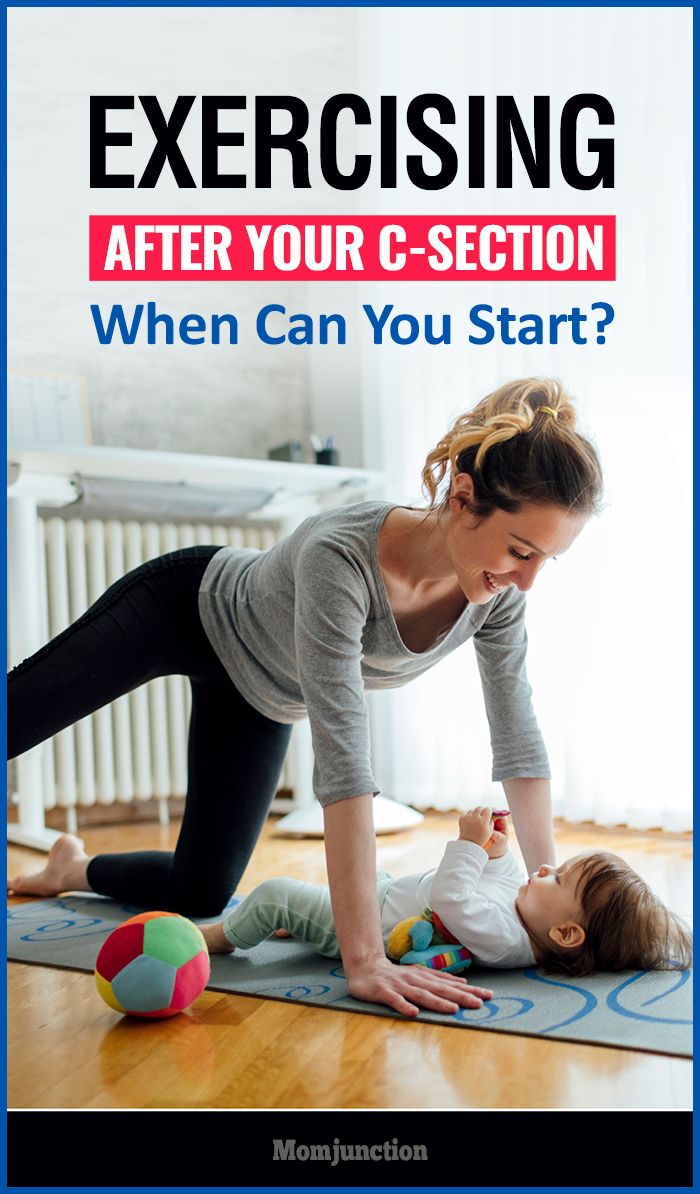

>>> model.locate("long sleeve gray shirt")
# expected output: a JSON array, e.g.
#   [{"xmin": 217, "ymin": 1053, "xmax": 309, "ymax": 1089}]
[{"xmin": 198, "ymin": 501, "xmax": 550, "ymax": 805}]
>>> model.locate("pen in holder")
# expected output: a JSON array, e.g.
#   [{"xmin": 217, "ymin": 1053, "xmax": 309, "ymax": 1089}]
[{"xmin": 314, "ymin": 435, "xmax": 339, "ymax": 466}]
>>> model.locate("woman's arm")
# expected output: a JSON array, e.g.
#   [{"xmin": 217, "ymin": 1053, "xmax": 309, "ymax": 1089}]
[
  {"xmin": 501, "ymin": 777, "xmax": 555, "ymax": 872},
  {"xmin": 473, "ymin": 588, "xmax": 555, "ymax": 869},
  {"xmin": 323, "ymin": 794, "xmax": 494, "ymax": 1017}
]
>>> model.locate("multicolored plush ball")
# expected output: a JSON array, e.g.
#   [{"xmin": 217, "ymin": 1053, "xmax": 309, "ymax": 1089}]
[{"xmin": 94, "ymin": 911, "xmax": 210, "ymax": 1018}]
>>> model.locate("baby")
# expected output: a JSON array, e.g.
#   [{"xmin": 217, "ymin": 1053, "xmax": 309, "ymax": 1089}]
[{"xmin": 200, "ymin": 806, "xmax": 692, "ymax": 976}]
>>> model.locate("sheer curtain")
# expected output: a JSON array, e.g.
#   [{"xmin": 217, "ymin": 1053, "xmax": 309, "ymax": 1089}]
[{"xmin": 357, "ymin": 8, "xmax": 692, "ymax": 830}]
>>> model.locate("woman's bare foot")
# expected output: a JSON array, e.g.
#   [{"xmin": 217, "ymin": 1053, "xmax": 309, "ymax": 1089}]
[
  {"xmin": 274, "ymin": 929, "xmax": 292, "ymax": 938},
  {"xmin": 7, "ymin": 833, "xmax": 93, "ymax": 897},
  {"xmin": 199, "ymin": 922, "xmax": 236, "ymax": 954}
]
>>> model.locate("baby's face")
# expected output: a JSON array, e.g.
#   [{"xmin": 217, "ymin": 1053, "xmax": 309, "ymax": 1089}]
[{"xmin": 516, "ymin": 855, "xmax": 586, "ymax": 943}]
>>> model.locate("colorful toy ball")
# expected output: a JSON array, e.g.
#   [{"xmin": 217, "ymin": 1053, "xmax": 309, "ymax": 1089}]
[{"xmin": 94, "ymin": 912, "xmax": 210, "ymax": 1018}]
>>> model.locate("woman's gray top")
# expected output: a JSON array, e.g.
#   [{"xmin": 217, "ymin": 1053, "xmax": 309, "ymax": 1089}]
[{"xmin": 198, "ymin": 500, "xmax": 550, "ymax": 806}]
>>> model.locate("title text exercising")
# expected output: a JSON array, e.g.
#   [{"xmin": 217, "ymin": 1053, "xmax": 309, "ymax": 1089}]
[{"xmin": 89, "ymin": 216, "xmax": 615, "ymax": 282}]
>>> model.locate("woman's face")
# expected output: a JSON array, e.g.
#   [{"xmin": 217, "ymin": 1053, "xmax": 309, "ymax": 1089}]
[{"xmin": 447, "ymin": 475, "xmax": 588, "ymax": 605}]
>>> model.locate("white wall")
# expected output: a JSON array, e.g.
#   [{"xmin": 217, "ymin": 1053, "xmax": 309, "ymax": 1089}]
[
  {"xmin": 354, "ymin": 7, "xmax": 692, "ymax": 827},
  {"xmin": 8, "ymin": 7, "xmax": 366, "ymax": 461}
]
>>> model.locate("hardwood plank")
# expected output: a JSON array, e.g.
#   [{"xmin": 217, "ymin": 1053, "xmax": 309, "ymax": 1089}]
[{"xmin": 7, "ymin": 814, "xmax": 693, "ymax": 1110}]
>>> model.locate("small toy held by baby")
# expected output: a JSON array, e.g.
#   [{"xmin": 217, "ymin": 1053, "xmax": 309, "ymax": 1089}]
[
  {"xmin": 485, "ymin": 808, "xmax": 510, "ymax": 849},
  {"xmin": 386, "ymin": 908, "xmax": 472, "ymax": 974}
]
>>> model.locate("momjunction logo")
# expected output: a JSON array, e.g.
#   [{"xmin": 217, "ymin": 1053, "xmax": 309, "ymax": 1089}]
[{"xmin": 273, "ymin": 1137, "xmax": 428, "ymax": 1165}]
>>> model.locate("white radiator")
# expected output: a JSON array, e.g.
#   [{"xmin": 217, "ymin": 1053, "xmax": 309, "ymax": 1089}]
[
  {"xmin": 11, "ymin": 515, "xmax": 286, "ymax": 830},
  {"xmin": 7, "ymin": 444, "xmax": 383, "ymax": 848}
]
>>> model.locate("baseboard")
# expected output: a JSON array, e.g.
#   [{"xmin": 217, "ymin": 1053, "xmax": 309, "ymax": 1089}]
[{"xmin": 6, "ymin": 789, "xmax": 294, "ymax": 830}]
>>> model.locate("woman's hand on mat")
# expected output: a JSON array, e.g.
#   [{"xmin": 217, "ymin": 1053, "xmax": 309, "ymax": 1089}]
[{"xmin": 345, "ymin": 955, "xmax": 493, "ymax": 1018}]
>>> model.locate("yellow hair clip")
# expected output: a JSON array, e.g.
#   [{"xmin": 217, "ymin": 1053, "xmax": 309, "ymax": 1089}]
[{"xmin": 537, "ymin": 406, "xmax": 558, "ymax": 419}]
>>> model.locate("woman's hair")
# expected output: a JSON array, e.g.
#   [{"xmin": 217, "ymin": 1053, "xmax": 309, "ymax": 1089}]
[
  {"xmin": 421, "ymin": 377, "xmax": 604, "ymax": 518},
  {"xmin": 536, "ymin": 851, "xmax": 693, "ymax": 978}
]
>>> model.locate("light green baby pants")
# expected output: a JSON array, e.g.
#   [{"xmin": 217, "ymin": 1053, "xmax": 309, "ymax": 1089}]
[{"xmin": 222, "ymin": 871, "xmax": 396, "ymax": 959}]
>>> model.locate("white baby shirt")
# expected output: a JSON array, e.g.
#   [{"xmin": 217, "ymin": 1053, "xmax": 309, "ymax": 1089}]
[{"xmin": 380, "ymin": 840, "xmax": 536, "ymax": 968}]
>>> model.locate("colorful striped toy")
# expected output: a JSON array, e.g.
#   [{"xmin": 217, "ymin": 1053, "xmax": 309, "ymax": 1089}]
[
  {"xmin": 386, "ymin": 912, "xmax": 472, "ymax": 974},
  {"xmin": 400, "ymin": 942, "xmax": 472, "ymax": 975}
]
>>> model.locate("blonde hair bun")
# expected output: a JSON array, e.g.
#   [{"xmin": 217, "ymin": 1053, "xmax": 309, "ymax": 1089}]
[{"xmin": 421, "ymin": 377, "xmax": 602, "ymax": 516}]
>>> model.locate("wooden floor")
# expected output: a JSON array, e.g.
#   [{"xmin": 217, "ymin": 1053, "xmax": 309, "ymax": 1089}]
[{"xmin": 7, "ymin": 813, "xmax": 693, "ymax": 1110}]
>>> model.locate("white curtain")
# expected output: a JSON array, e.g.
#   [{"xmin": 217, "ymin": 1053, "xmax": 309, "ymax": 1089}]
[{"xmin": 358, "ymin": 8, "xmax": 692, "ymax": 830}]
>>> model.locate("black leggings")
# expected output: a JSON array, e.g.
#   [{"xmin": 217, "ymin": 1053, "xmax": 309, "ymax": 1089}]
[{"xmin": 7, "ymin": 546, "xmax": 292, "ymax": 916}]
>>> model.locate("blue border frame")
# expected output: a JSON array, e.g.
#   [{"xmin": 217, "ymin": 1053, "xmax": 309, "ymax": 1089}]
[{"xmin": 2, "ymin": 3, "xmax": 695, "ymax": 1191}]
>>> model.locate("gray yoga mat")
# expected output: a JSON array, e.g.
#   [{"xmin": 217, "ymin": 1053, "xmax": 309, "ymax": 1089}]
[{"xmin": 6, "ymin": 893, "xmax": 692, "ymax": 1057}]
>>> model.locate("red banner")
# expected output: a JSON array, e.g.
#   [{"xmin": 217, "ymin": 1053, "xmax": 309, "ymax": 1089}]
[{"xmin": 89, "ymin": 215, "xmax": 615, "ymax": 282}]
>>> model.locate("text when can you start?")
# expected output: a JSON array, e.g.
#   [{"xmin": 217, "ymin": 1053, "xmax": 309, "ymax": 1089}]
[
  {"xmin": 90, "ymin": 93, "xmax": 615, "ymax": 191},
  {"xmin": 90, "ymin": 301, "xmax": 617, "ymax": 347}
]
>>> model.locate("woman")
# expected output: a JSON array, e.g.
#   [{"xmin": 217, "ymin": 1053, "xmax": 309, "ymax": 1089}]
[{"xmin": 8, "ymin": 377, "xmax": 603, "ymax": 1017}]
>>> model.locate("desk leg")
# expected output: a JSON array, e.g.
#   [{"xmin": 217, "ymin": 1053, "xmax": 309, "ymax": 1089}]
[{"xmin": 7, "ymin": 496, "xmax": 62, "ymax": 851}]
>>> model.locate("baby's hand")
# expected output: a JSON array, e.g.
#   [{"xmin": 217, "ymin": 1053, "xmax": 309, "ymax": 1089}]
[
  {"xmin": 458, "ymin": 806, "xmax": 494, "ymax": 848},
  {"xmin": 485, "ymin": 813, "xmax": 510, "ymax": 860}
]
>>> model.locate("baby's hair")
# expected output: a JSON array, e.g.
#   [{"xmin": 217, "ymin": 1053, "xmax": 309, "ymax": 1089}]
[
  {"xmin": 537, "ymin": 851, "xmax": 693, "ymax": 978},
  {"xmin": 421, "ymin": 377, "xmax": 604, "ymax": 519}
]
